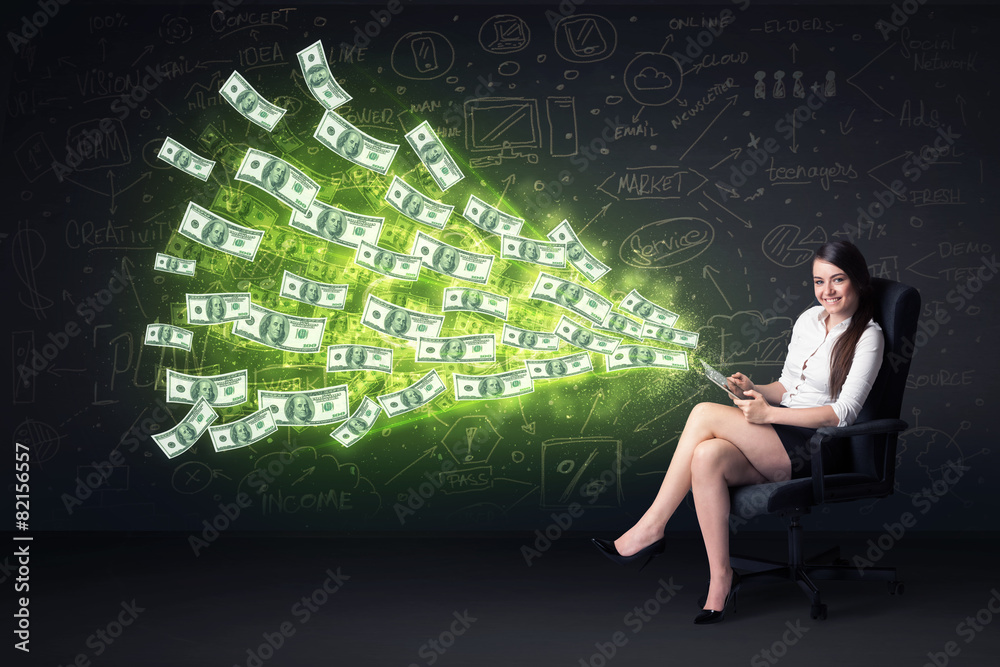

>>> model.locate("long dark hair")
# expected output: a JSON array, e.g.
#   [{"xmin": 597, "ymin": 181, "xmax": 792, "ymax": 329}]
[{"xmin": 813, "ymin": 240, "xmax": 875, "ymax": 399}]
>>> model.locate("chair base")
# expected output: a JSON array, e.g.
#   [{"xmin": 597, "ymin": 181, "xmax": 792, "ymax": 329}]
[{"xmin": 731, "ymin": 519, "xmax": 904, "ymax": 619}]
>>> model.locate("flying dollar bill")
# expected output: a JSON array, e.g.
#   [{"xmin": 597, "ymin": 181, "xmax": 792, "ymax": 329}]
[
  {"xmin": 219, "ymin": 71, "xmax": 286, "ymax": 131},
  {"xmin": 525, "ymin": 352, "xmax": 594, "ymax": 380},
  {"xmin": 279, "ymin": 270, "xmax": 348, "ymax": 309},
  {"xmin": 361, "ymin": 294, "xmax": 444, "ymax": 342},
  {"xmin": 155, "ymin": 252, "xmax": 196, "ymax": 277},
  {"xmin": 235, "ymin": 148, "xmax": 319, "ymax": 214},
  {"xmin": 462, "ymin": 194, "xmax": 524, "ymax": 236},
  {"xmin": 166, "ymin": 369, "xmax": 248, "ymax": 408},
  {"xmin": 314, "ymin": 109, "xmax": 398, "ymax": 175},
  {"xmin": 619, "ymin": 289, "xmax": 680, "ymax": 327},
  {"xmin": 258, "ymin": 385, "xmax": 350, "ymax": 427},
  {"xmin": 152, "ymin": 398, "xmax": 218, "ymax": 459},
  {"xmin": 529, "ymin": 272, "xmax": 613, "ymax": 325},
  {"xmin": 326, "ymin": 344, "xmax": 393, "ymax": 374},
  {"xmin": 641, "ymin": 324, "xmax": 699, "ymax": 349},
  {"xmin": 232, "ymin": 303, "xmax": 326, "ymax": 353},
  {"xmin": 552, "ymin": 315, "xmax": 621, "ymax": 355},
  {"xmin": 416, "ymin": 334, "xmax": 496, "ymax": 363},
  {"xmin": 405, "ymin": 120, "xmax": 464, "ymax": 191},
  {"xmin": 331, "ymin": 396, "xmax": 382, "ymax": 447},
  {"xmin": 593, "ymin": 311, "xmax": 643, "ymax": 341},
  {"xmin": 157, "ymin": 137, "xmax": 215, "ymax": 181},
  {"xmin": 500, "ymin": 235, "xmax": 566, "ymax": 268},
  {"xmin": 377, "ymin": 369, "xmax": 447, "ymax": 417},
  {"xmin": 178, "ymin": 202, "xmax": 264, "ymax": 262},
  {"xmin": 441, "ymin": 287, "xmax": 509, "ymax": 320},
  {"xmin": 185, "ymin": 292, "xmax": 252, "ymax": 325},
  {"xmin": 211, "ymin": 187, "xmax": 279, "ymax": 228},
  {"xmin": 453, "ymin": 367, "xmax": 533, "ymax": 401},
  {"xmin": 354, "ymin": 240, "xmax": 422, "ymax": 281},
  {"xmin": 500, "ymin": 324, "xmax": 561, "ymax": 351},
  {"xmin": 546, "ymin": 219, "xmax": 610, "ymax": 283},
  {"xmin": 606, "ymin": 346, "xmax": 689, "ymax": 371},
  {"xmin": 209, "ymin": 407, "xmax": 278, "ymax": 452},
  {"xmin": 411, "ymin": 231, "xmax": 493, "ymax": 284},
  {"xmin": 296, "ymin": 40, "xmax": 352, "ymax": 110},
  {"xmin": 144, "ymin": 323, "xmax": 194, "ymax": 352},
  {"xmin": 384, "ymin": 175, "xmax": 453, "ymax": 229},
  {"xmin": 289, "ymin": 199, "xmax": 383, "ymax": 250}
]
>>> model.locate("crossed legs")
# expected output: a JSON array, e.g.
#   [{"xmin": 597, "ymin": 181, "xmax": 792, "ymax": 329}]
[{"xmin": 612, "ymin": 402, "xmax": 792, "ymax": 611}]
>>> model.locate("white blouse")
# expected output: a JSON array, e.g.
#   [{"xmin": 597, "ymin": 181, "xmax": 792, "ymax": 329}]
[{"xmin": 777, "ymin": 305, "xmax": 884, "ymax": 427}]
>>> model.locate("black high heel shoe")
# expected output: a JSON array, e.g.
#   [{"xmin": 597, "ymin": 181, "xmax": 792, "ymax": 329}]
[
  {"xmin": 694, "ymin": 571, "xmax": 741, "ymax": 625},
  {"xmin": 591, "ymin": 536, "xmax": 665, "ymax": 571}
]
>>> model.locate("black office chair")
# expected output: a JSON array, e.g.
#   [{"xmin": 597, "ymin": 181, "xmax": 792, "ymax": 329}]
[{"xmin": 728, "ymin": 277, "xmax": 920, "ymax": 620}]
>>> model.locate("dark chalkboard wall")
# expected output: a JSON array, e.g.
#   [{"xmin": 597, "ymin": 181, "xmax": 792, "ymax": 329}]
[{"xmin": 2, "ymin": 0, "xmax": 997, "ymax": 532}]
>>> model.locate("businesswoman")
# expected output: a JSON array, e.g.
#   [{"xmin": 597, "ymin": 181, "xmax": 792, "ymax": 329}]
[{"xmin": 593, "ymin": 240, "xmax": 884, "ymax": 624}]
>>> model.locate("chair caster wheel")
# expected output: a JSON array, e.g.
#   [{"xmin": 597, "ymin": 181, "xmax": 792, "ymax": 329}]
[
  {"xmin": 811, "ymin": 603, "xmax": 828, "ymax": 620},
  {"xmin": 888, "ymin": 581, "xmax": 904, "ymax": 595}
]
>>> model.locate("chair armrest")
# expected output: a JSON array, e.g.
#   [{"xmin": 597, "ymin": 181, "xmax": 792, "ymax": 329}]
[{"xmin": 809, "ymin": 419, "xmax": 909, "ymax": 504}]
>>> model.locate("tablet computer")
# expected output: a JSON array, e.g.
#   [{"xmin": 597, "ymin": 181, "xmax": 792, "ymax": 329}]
[{"xmin": 700, "ymin": 360, "xmax": 747, "ymax": 400}]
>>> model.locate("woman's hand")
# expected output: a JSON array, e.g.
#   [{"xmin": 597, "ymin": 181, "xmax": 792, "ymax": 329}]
[
  {"xmin": 733, "ymin": 389, "xmax": 773, "ymax": 424},
  {"xmin": 726, "ymin": 372, "xmax": 755, "ymax": 396}
]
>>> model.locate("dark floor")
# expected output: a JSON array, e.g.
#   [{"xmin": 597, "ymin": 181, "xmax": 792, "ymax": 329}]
[{"xmin": 6, "ymin": 531, "xmax": 999, "ymax": 666}]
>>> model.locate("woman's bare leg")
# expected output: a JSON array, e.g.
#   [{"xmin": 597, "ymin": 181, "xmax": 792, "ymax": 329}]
[{"xmin": 613, "ymin": 402, "xmax": 790, "ymax": 558}]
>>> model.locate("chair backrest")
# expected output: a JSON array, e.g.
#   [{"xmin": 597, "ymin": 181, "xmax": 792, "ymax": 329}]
[{"xmin": 846, "ymin": 277, "xmax": 921, "ymax": 481}]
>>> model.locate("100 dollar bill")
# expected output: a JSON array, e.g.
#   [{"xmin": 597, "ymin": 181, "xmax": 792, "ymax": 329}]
[
  {"xmin": 377, "ymin": 369, "xmax": 447, "ymax": 417},
  {"xmin": 280, "ymin": 270, "xmax": 348, "ymax": 309},
  {"xmin": 314, "ymin": 109, "xmax": 398, "ymax": 175},
  {"xmin": 157, "ymin": 137, "xmax": 215, "ymax": 181},
  {"xmin": 640, "ymin": 324, "xmax": 699, "ymax": 349},
  {"xmin": 453, "ymin": 367, "xmax": 533, "ymax": 401},
  {"xmin": 619, "ymin": 289, "xmax": 680, "ymax": 327},
  {"xmin": 219, "ymin": 71, "xmax": 286, "ymax": 131},
  {"xmin": 152, "ymin": 398, "xmax": 218, "ymax": 459},
  {"xmin": 258, "ymin": 385, "xmax": 350, "ymax": 427},
  {"xmin": 384, "ymin": 175, "xmax": 453, "ymax": 229},
  {"xmin": 144, "ymin": 324, "xmax": 194, "ymax": 352},
  {"xmin": 553, "ymin": 315, "xmax": 621, "ymax": 355},
  {"xmin": 355, "ymin": 240, "xmax": 422, "ymax": 281},
  {"xmin": 209, "ymin": 407, "xmax": 278, "ymax": 452},
  {"xmin": 411, "ymin": 231, "xmax": 493, "ymax": 284},
  {"xmin": 235, "ymin": 148, "xmax": 319, "ymax": 214},
  {"xmin": 296, "ymin": 40, "xmax": 352, "ymax": 110},
  {"xmin": 462, "ymin": 194, "xmax": 524, "ymax": 236},
  {"xmin": 331, "ymin": 396, "xmax": 382, "ymax": 447},
  {"xmin": 155, "ymin": 252, "xmax": 196, "ymax": 277},
  {"xmin": 361, "ymin": 294, "xmax": 444, "ymax": 342},
  {"xmin": 547, "ymin": 219, "xmax": 610, "ymax": 283},
  {"xmin": 185, "ymin": 292, "xmax": 252, "ymax": 325},
  {"xmin": 500, "ymin": 324, "xmax": 560, "ymax": 351},
  {"xmin": 529, "ymin": 273, "xmax": 612, "ymax": 325},
  {"xmin": 593, "ymin": 311, "xmax": 643, "ymax": 341},
  {"xmin": 232, "ymin": 303, "xmax": 326, "ymax": 353},
  {"xmin": 290, "ymin": 199, "xmax": 383, "ymax": 250},
  {"xmin": 416, "ymin": 334, "xmax": 496, "ymax": 363},
  {"xmin": 500, "ymin": 235, "xmax": 566, "ymax": 268},
  {"xmin": 166, "ymin": 368, "xmax": 248, "ymax": 408},
  {"xmin": 606, "ymin": 346, "xmax": 689, "ymax": 371},
  {"xmin": 441, "ymin": 287, "xmax": 509, "ymax": 320},
  {"xmin": 326, "ymin": 344, "xmax": 393, "ymax": 374},
  {"xmin": 405, "ymin": 120, "xmax": 464, "ymax": 191},
  {"xmin": 525, "ymin": 352, "xmax": 593, "ymax": 380},
  {"xmin": 178, "ymin": 202, "xmax": 264, "ymax": 262}
]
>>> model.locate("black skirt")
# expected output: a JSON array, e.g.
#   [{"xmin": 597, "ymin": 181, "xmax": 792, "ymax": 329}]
[{"xmin": 772, "ymin": 415, "xmax": 848, "ymax": 480}]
